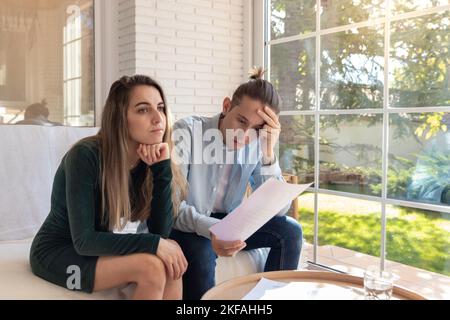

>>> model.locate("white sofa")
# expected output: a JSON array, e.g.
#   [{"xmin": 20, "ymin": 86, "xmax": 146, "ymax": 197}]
[{"xmin": 0, "ymin": 125, "xmax": 270, "ymax": 299}]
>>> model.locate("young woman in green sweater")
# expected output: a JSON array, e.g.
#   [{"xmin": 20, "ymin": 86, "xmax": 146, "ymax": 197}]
[{"xmin": 29, "ymin": 75, "xmax": 187, "ymax": 300}]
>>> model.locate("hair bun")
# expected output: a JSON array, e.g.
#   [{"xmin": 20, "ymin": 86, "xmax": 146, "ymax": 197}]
[{"xmin": 248, "ymin": 66, "xmax": 265, "ymax": 80}]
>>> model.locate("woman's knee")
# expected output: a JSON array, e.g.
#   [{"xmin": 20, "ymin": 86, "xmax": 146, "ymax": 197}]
[
  {"xmin": 164, "ymin": 277, "xmax": 183, "ymax": 300},
  {"xmin": 134, "ymin": 254, "xmax": 166, "ymax": 288}
]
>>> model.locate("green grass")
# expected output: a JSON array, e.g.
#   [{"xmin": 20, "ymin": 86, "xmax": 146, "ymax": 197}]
[{"xmin": 298, "ymin": 200, "xmax": 450, "ymax": 276}]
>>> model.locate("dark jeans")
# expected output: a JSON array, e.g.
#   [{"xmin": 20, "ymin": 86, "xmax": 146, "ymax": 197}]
[{"xmin": 169, "ymin": 213, "xmax": 303, "ymax": 300}]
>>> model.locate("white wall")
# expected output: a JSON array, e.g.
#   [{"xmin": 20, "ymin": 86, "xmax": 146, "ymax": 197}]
[{"xmin": 115, "ymin": 0, "xmax": 247, "ymax": 120}]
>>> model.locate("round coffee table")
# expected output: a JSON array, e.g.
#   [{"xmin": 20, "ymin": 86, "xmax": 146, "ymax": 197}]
[{"xmin": 201, "ymin": 270, "xmax": 426, "ymax": 300}]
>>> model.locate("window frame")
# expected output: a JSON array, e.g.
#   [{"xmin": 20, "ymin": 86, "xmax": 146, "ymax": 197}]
[
  {"xmin": 0, "ymin": 0, "xmax": 117, "ymax": 127},
  {"xmin": 94, "ymin": 0, "xmax": 119, "ymax": 127},
  {"xmin": 257, "ymin": 0, "xmax": 450, "ymax": 270}
]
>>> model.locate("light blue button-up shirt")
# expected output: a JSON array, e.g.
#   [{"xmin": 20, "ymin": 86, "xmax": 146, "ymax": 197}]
[{"xmin": 172, "ymin": 113, "xmax": 289, "ymax": 239}]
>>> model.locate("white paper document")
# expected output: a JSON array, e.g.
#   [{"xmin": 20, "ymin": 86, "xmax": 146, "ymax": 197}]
[
  {"xmin": 242, "ymin": 278, "xmax": 361, "ymax": 300},
  {"xmin": 209, "ymin": 178, "xmax": 312, "ymax": 241}
]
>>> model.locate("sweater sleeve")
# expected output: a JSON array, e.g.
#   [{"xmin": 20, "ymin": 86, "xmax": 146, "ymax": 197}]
[
  {"xmin": 146, "ymin": 159, "xmax": 174, "ymax": 239},
  {"xmin": 65, "ymin": 144, "xmax": 161, "ymax": 256}
]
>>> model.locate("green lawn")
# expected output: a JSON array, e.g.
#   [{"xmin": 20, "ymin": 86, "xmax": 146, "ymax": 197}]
[{"xmin": 297, "ymin": 194, "xmax": 450, "ymax": 276}]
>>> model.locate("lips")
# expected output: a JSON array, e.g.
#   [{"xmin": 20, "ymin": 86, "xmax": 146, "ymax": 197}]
[{"xmin": 151, "ymin": 129, "xmax": 164, "ymax": 134}]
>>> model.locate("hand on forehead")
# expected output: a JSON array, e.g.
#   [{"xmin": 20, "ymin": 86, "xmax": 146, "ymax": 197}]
[{"xmin": 257, "ymin": 105, "xmax": 280, "ymax": 128}]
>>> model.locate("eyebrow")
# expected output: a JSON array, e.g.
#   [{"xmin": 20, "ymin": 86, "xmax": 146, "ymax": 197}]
[{"xmin": 134, "ymin": 101, "xmax": 165, "ymax": 108}]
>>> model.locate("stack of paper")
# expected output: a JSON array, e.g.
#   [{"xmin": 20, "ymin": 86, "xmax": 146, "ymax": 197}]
[{"xmin": 242, "ymin": 278, "xmax": 362, "ymax": 300}]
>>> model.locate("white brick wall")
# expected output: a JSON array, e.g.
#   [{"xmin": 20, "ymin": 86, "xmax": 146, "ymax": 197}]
[
  {"xmin": 118, "ymin": 0, "xmax": 137, "ymax": 76},
  {"xmin": 117, "ymin": 0, "xmax": 246, "ymax": 120}
]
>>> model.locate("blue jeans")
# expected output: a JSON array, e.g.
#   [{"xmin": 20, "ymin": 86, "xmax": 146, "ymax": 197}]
[{"xmin": 169, "ymin": 213, "xmax": 303, "ymax": 300}]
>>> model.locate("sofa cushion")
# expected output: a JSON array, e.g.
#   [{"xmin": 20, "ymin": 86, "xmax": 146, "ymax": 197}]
[
  {"xmin": 0, "ymin": 238, "xmax": 129, "ymax": 299},
  {"xmin": 0, "ymin": 126, "xmax": 99, "ymax": 241}
]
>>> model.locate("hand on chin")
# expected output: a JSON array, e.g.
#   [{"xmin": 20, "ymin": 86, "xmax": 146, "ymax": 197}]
[{"xmin": 137, "ymin": 142, "xmax": 170, "ymax": 166}]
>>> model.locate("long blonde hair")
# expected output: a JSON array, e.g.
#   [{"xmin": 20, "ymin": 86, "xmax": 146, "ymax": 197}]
[{"xmin": 92, "ymin": 75, "xmax": 187, "ymax": 231}]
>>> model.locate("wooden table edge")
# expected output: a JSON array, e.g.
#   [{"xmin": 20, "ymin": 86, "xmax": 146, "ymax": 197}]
[{"xmin": 201, "ymin": 270, "xmax": 427, "ymax": 300}]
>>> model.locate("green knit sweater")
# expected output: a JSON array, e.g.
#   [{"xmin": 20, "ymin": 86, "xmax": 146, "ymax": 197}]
[{"xmin": 32, "ymin": 138, "xmax": 174, "ymax": 257}]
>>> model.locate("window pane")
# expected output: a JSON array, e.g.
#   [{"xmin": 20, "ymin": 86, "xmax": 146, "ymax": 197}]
[
  {"xmin": 0, "ymin": 0, "xmax": 95, "ymax": 126},
  {"xmin": 317, "ymin": 194, "xmax": 381, "ymax": 273},
  {"xmin": 270, "ymin": 0, "xmax": 316, "ymax": 40},
  {"xmin": 388, "ymin": 113, "xmax": 450, "ymax": 206},
  {"xmin": 279, "ymin": 115, "xmax": 315, "ymax": 184},
  {"xmin": 321, "ymin": 0, "xmax": 386, "ymax": 29},
  {"xmin": 389, "ymin": 11, "xmax": 450, "ymax": 108},
  {"xmin": 321, "ymin": 25, "xmax": 384, "ymax": 110},
  {"xmin": 320, "ymin": 114, "xmax": 383, "ymax": 196},
  {"xmin": 270, "ymin": 38, "xmax": 316, "ymax": 111},
  {"xmin": 386, "ymin": 205, "xmax": 450, "ymax": 284},
  {"xmin": 80, "ymin": 34, "xmax": 95, "ymax": 124},
  {"xmin": 392, "ymin": 0, "xmax": 450, "ymax": 15}
]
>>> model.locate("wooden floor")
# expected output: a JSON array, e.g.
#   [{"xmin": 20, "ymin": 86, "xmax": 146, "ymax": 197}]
[{"xmin": 301, "ymin": 242, "xmax": 450, "ymax": 300}]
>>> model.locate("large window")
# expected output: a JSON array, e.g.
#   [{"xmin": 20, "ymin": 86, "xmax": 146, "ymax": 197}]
[
  {"xmin": 267, "ymin": 0, "xmax": 450, "ymax": 280},
  {"xmin": 0, "ymin": 0, "xmax": 95, "ymax": 126}
]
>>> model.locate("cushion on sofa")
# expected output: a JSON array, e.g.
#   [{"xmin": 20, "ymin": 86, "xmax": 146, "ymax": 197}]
[
  {"xmin": 0, "ymin": 238, "xmax": 128, "ymax": 299},
  {"xmin": 0, "ymin": 126, "xmax": 99, "ymax": 241}
]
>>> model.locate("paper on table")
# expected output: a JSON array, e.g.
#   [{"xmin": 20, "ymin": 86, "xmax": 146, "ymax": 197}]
[
  {"xmin": 242, "ymin": 278, "xmax": 361, "ymax": 300},
  {"xmin": 209, "ymin": 178, "xmax": 312, "ymax": 241}
]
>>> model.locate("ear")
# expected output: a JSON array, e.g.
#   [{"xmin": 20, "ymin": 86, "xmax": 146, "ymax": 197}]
[{"xmin": 222, "ymin": 97, "xmax": 232, "ymax": 115}]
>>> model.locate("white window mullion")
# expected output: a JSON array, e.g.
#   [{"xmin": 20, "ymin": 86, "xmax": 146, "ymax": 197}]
[
  {"xmin": 313, "ymin": 0, "xmax": 321, "ymax": 264},
  {"xmin": 254, "ymin": 0, "xmax": 266, "ymax": 69},
  {"xmin": 280, "ymin": 107, "xmax": 450, "ymax": 116},
  {"xmin": 380, "ymin": 0, "xmax": 392, "ymax": 272},
  {"xmin": 311, "ymin": 187, "xmax": 450, "ymax": 214}
]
